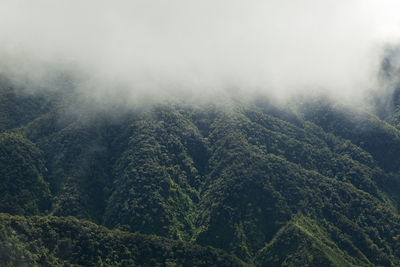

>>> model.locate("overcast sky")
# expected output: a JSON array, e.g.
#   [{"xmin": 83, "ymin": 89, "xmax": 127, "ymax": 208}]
[{"xmin": 1, "ymin": 0, "xmax": 400, "ymax": 104}]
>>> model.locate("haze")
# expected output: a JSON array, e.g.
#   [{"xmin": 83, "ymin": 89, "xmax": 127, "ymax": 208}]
[{"xmin": 1, "ymin": 0, "xmax": 400, "ymax": 105}]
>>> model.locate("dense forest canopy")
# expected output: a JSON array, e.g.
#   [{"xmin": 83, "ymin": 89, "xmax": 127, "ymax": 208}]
[
  {"xmin": 1, "ymin": 55, "xmax": 400, "ymax": 265},
  {"xmin": 2, "ymin": 1, "xmax": 400, "ymax": 266}
]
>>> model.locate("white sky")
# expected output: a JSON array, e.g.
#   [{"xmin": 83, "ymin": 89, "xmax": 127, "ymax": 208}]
[{"xmin": 1, "ymin": 0, "xmax": 400, "ymax": 103}]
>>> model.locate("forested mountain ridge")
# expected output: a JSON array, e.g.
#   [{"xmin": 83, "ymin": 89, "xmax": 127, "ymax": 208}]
[
  {"xmin": 0, "ymin": 213, "xmax": 247, "ymax": 266},
  {"xmin": 1, "ymin": 75, "xmax": 400, "ymax": 266}
]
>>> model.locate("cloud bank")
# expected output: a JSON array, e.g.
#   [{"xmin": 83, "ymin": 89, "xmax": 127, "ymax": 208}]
[{"xmin": 1, "ymin": 0, "xmax": 400, "ymax": 105}]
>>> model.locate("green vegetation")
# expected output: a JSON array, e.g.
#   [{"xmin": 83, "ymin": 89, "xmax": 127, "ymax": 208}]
[
  {"xmin": 0, "ymin": 213, "xmax": 246, "ymax": 266},
  {"xmin": 0, "ymin": 132, "xmax": 50, "ymax": 215},
  {"xmin": 1, "ymin": 81, "xmax": 400, "ymax": 266}
]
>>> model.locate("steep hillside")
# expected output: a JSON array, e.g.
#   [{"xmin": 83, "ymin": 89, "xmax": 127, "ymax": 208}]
[
  {"xmin": 0, "ymin": 213, "xmax": 246, "ymax": 266},
  {"xmin": 1, "ymin": 82, "xmax": 400, "ymax": 266}
]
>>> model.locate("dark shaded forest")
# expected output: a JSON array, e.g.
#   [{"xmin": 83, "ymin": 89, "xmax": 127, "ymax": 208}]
[{"xmin": 1, "ymin": 57, "xmax": 400, "ymax": 266}]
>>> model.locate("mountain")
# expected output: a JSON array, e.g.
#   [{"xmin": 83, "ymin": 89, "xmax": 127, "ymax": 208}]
[
  {"xmin": 1, "ymin": 74, "xmax": 400, "ymax": 266},
  {"xmin": 0, "ymin": 213, "xmax": 246, "ymax": 266}
]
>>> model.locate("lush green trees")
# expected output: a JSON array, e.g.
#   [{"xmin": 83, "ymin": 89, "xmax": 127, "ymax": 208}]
[
  {"xmin": 0, "ymin": 213, "xmax": 246, "ymax": 266},
  {"xmin": 0, "ymin": 132, "xmax": 50, "ymax": 215},
  {"xmin": 1, "ymin": 84, "xmax": 400, "ymax": 266}
]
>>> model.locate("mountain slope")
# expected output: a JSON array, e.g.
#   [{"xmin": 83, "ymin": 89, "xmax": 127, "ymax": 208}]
[
  {"xmin": 1, "ymin": 83, "xmax": 400, "ymax": 265},
  {"xmin": 0, "ymin": 213, "xmax": 246, "ymax": 266}
]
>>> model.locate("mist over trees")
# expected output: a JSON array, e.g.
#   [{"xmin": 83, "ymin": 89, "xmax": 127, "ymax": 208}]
[
  {"xmin": 2, "ymin": 68, "xmax": 400, "ymax": 265},
  {"xmin": 2, "ymin": 1, "xmax": 400, "ymax": 266}
]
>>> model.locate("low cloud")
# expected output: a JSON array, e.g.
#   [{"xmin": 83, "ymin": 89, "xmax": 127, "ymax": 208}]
[{"xmin": 1, "ymin": 0, "xmax": 400, "ymax": 106}]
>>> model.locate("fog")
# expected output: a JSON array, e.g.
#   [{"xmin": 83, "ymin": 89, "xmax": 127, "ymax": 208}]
[{"xmin": 1, "ymin": 0, "xmax": 400, "ymax": 106}]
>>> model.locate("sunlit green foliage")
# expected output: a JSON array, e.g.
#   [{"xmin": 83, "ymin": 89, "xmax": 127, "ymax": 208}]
[
  {"xmin": 0, "ymin": 213, "xmax": 246, "ymax": 266},
  {"xmin": 1, "ymin": 84, "xmax": 400, "ymax": 266}
]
